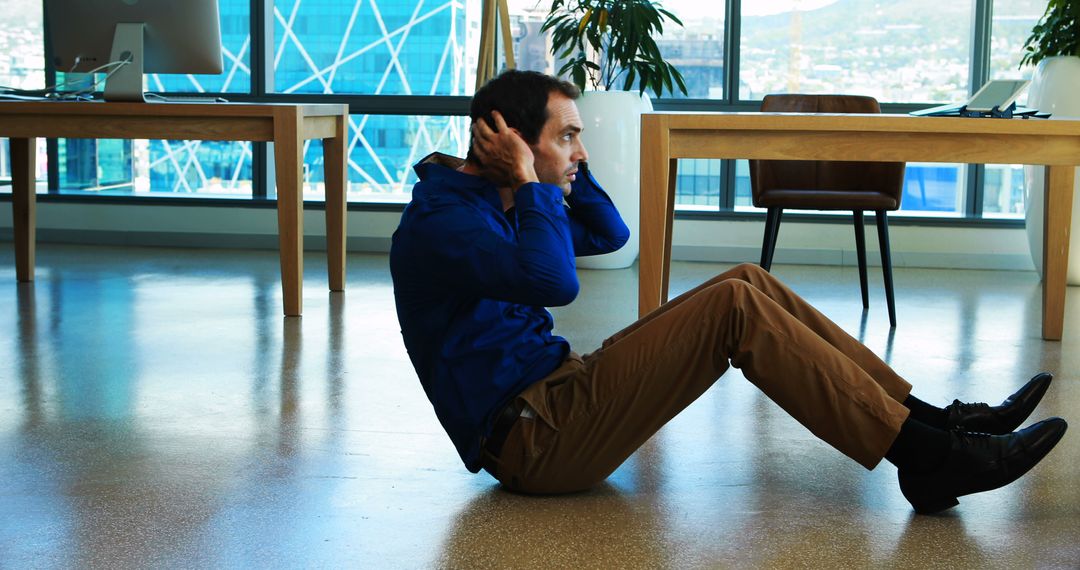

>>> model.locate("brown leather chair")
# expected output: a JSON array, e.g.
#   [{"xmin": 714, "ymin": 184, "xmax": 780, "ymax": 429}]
[{"xmin": 750, "ymin": 94, "xmax": 905, "ymax": 327}]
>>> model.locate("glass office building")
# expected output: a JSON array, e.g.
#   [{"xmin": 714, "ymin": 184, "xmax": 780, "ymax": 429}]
[{"xmin": 269, "ymin": 0, "xmax": 474, "ymax": 202}]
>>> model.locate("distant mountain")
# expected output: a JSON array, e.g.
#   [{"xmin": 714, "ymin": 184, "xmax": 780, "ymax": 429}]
[{"xmin": 743, "ymin": 0, "xmax": 970, "ymax": 50}]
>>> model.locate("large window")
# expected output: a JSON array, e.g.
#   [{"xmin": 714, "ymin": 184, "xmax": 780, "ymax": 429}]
[
  {"xmin": 265, "ymin": 114, "xmax": 469, "ymax": 202},
  {"xmin": 982, "ymin": 0, "xmax": 1046, "ymax": 218},
  {"xmin": 0, "ymin": 0, "xmax": 1048, "ymax": 223},
  {"xmin": 0, "ymin": 0, "xmax": 47, "ymax": 189},
  {"xmin": 272, "ymin": 0, "xmax": 471, "ymax": 95},
  {"xmin": 656, "ymin": 0, "xmax": 726, "ymax": 99},
  {"xmin": 740, "ymin": 0, "xmax": 973, "ymax": 102},
  {"xmin": 735, "ymin": 0, "xmax": 973, "ymax": 217},
  {"xmin": 991, "ymin": 0, "xmax": 1046, "ymax": 83},
  {"xmin": 270, "ymin": 0, "xmax": 473, "ymax": 198}
]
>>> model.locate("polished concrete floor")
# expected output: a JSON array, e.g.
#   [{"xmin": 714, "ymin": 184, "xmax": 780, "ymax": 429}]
[{"xmin": 1, "ymin": 243, "xmax": 1078, "ymax": 568}]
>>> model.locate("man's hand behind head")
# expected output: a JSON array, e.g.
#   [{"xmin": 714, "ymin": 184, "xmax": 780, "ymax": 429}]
[{"xmin": 469, "ymin": 111, "xmax": 539, "ymax": 190}]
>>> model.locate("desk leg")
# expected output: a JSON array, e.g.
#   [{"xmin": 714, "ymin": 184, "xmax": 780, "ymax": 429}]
[
  {"xmin": 661, "ymin": 158, "xmax": 677, "ymax": 304},
  {"xmin": 323, "ymin": 114, "xmax": 347, "ymax": 292},
  {"xmin": 274, "ymin": 108, "xmax": 305, "ymax": 317},
  {"xmin": 638, "ymin": 116, "xmax": 674, "ymax": 318},
  {"xmin": 11, "ymin": 138, "xmax": 36, "ymax": 282},
  {"xmin": 1042, "ymin": 165, "xmax": 1074, "ymax": 340}
]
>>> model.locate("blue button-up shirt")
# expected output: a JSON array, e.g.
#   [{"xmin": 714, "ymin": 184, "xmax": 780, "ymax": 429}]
[{"xmin": 390, "ymin": 153, "xmax": 630, "ymax": 471}]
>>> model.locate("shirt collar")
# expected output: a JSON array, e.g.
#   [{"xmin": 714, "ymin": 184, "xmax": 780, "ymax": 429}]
[{"xmin": 413, "ymin": 152, "xmax": 503, "ymax": 211}]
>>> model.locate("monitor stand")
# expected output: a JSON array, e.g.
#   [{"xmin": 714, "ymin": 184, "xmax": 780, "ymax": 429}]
[{"xmin": 104, "ymin": 23, "xmax": 147, "ymax": 102}]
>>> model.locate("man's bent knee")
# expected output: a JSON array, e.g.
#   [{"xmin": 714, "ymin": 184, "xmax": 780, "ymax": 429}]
[
  {"xmin": 732, "ymin": 262, "xmax": 770, "ymax": 280},
  {"xmin": 707, "ymin": 277, "xmax": 755, "ymax": 297}
]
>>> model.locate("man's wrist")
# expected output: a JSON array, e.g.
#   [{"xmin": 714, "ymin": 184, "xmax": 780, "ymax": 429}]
[{"xmin": 512, "ymin": 168, "xmax": 539, "ymax": 189}]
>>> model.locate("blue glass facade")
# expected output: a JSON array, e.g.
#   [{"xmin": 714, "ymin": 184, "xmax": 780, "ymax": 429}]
[
  {"xmin": 147, "ymin": 0, "xmax": 252, "ymax": 196},
  {"xmin": 274, "ymin": 0, "xmax": 467, "ymax": 96},
  {"xmin": 272, "ymin": 0, "xmax": 471, "ymax": 198}
]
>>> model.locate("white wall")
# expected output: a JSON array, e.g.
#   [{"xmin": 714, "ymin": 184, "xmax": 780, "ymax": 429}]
[
  {"xmin": 0, "ymin": 201, "xmax": 1035, "ymax": 271},
  {"xmin": 672, "ymin": 218, "xmax": 1034, "ymax": 271}
]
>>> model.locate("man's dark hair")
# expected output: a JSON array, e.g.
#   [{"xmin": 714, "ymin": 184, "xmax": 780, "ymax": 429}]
[{"xmin": 467, "ymin": 70, "xmax": 580, "ymax": 164}]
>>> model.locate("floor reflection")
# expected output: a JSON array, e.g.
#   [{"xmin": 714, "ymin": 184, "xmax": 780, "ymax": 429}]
[
  {"xmin": 16, "ymin": 283, "xmax": 43, "ymax": 429},
  {"xmin": 857, "ymin": 309, "xmax": 896, "ymax": 363},
  {"xmin": 436, "ymin": 484, "xmax": 673, "ymax": 568},
  {"xmin": 2, "ymin": 254, "xmax": 359, "ymax": 566},
  {"xmin": 8, "ymin": 272, "xmax": 228, "ymax": 567},
  {"xmin": 1, "ymin": 245, "xmax": 1077, "ymax": 567}
]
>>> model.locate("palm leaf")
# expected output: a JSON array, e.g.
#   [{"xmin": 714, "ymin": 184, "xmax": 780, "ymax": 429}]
[{"xmin": 543, "ymin": 0, "xmax": 687, "ymax": 97}]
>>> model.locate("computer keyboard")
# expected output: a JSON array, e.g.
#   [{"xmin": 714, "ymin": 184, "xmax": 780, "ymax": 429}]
[
  {"xmin": 145, "ymin": 93, "xmax": 229, "ymax": 103},
  {"xmin": 0, "ymin": 93, "xmax": 51, "ymax": 101}
]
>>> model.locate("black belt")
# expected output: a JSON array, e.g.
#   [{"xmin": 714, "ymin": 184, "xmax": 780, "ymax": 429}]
[{"xmin": 483, "ymin": 400, "xmax": 524, "ymax": 461}]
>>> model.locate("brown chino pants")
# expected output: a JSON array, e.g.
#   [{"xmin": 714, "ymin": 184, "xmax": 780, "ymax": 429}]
[{"xmin": 482, "ymin": 263, "xmax": 912, "ymax": 494}]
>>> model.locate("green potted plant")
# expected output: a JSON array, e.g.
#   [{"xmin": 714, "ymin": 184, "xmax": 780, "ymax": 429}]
[
  {"xmin": 1019, "ymin": 0, "xmax": 1079, "ymax": 68},
  {"xmin": 540, "ymin": 0, "xmax": 686, "ymax": 268},
  {"xmin": 1019, "ymin": 0, "xmax": 1080, "ymax": 284},
  {"xmin": 541, "ymin": 0, "xmax": 687, "ymax": 98}
]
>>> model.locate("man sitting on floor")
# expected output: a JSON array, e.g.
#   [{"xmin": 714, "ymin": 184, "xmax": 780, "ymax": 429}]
[{"xmin": 389, "ymin": 70, "xmax": 1067, "ymax": 514}]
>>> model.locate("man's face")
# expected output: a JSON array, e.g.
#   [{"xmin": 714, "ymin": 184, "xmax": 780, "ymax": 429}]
[{"xmin": 529, "ymin": 92, "xmax": 588, "ymax": 191}]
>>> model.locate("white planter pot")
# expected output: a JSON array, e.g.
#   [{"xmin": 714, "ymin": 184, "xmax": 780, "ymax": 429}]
[
  {"xmin": 1023, "ymin": 56, "xmax": 1080, "ymax": 284},
  {"xmin": 574, "ymin": 90, "xmax": 653, "ymax": 269}
]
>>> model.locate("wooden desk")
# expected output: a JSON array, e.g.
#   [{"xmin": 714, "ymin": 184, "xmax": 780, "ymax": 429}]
[
  {"xmin": 1, "ymin": 101, "xmax": 349, "ymax": 316},
  {"xmin": 640, "ymin": 113, "xmax": 1080, "ymax": 340}
]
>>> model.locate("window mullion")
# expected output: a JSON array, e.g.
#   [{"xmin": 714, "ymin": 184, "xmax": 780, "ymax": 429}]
[
  {"xmin": 967, "ymin": 0, "xmax": 992, "ymax": 217},
  {"xmin": 724, "ymin": 0, "xmax": 741, "ymax": 106},
  {"xmin": 43, "ymin": 2, "xmax": 59, "ymax": 194},
  {"xmin": 718, "ymin": 0, "xmax": 741, "ymax": 210},
  {"xmin": 252, "ymin": 0, "xmax": 273, "ymax": 200}
]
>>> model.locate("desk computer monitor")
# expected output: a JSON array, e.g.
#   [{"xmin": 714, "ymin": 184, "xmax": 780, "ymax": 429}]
[{"xmin": 45, "ymin": 0, "xmax": 223, "ymax": 102}]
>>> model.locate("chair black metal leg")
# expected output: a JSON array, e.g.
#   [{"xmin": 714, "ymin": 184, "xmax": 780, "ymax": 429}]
[
  {"xmin": 876, "ymin": 210, "xmax": 897, "ymax": 328},
  {"xmin": 853, "ymin": 210, "xmax": 869, "ymax": 309},
  {"xmin": 760, "ymin": 207, "xmax": 783, "ymax": 271}
]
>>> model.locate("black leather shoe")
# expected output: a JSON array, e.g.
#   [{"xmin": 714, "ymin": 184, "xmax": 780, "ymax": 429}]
[
  {"xmin": 899, "ymin": 417, "xmax": 1068, "ymax": 514},
  {"xmin": 944, "ymin": 372, "xmax": 1053, "ymax": 434}
]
